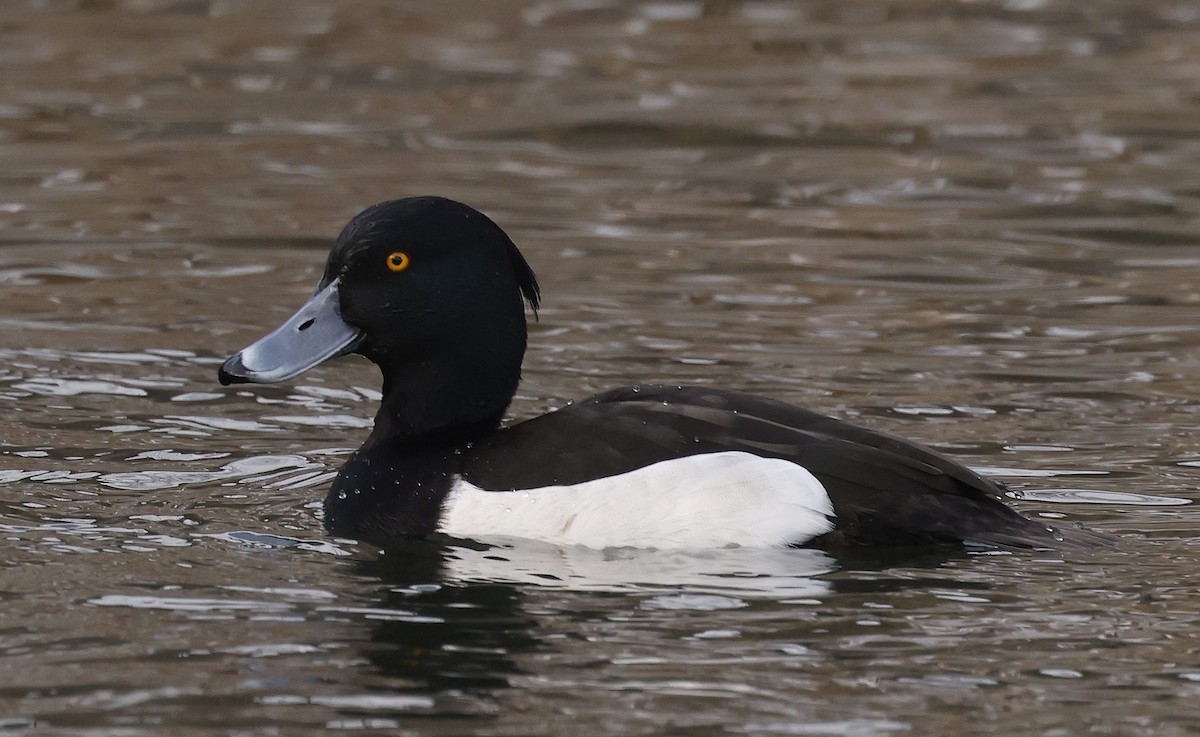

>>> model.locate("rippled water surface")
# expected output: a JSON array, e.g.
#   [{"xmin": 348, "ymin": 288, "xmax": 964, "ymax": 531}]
[{"xmin": 6, "ymin": 1, "xmax": 1200, "ymax": 735}]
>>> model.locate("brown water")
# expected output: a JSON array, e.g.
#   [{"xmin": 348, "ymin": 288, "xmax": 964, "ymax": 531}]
[{"xmin": 4, "ymin": 1, "xmax": 1200, "ymax": 735}]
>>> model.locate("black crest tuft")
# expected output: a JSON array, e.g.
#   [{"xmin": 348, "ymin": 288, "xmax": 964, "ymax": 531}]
[{"xmin": 496, "ymin": 224, "xmax": 541, "ymax": 318}]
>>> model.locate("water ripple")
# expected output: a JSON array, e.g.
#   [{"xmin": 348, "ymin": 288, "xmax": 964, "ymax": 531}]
[
  {"xmin": 1013, "ymin": 489, "xmax": 1191, "ymax": 506},
  {"xmin": 98, "ymin": 454, "xmax": 325, "ymax": 491},
  {"xmin": 13, "ymin": 377, "xmax": 147, "ymax": 397}
]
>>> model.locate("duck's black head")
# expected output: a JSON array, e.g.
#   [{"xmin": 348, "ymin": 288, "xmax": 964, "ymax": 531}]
[{"xmin": 219, "ymin": 196, "xmax": 541, "ymax": 442}]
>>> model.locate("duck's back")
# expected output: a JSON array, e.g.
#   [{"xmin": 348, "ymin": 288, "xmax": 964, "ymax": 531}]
[{"xmin": 457, "ymin": 385, "xmax": 1096, "ymax": 549}]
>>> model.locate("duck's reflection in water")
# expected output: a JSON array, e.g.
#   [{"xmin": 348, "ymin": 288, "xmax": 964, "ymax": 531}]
[
  {"xmin": 354, "ymin": 538, "xmax": 837, "ymax": 684},
  {"xmin": 435, "ymin": 538, "xmax": 837, "ymax": 597},
  {"xmin": 352, "ymin": 539, "xmax": 539, "ymax": 694}
]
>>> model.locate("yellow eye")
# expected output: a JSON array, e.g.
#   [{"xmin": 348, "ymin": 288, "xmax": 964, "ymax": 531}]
[{"xmin": 385, "ymin": 251, "xmax": 410, "ymax": 272}]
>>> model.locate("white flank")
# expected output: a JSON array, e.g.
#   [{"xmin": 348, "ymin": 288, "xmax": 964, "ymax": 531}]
[{"xmin": 440, "ymin": 451, "xmax": 833, "ymax": 549}]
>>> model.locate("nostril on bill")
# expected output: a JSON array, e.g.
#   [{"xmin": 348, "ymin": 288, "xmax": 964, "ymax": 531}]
[{"xmin": 298, "ymin": 318, "xmax": 316, "ymax": 331}]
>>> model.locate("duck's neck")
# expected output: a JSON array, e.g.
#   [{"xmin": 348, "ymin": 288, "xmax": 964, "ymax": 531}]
[{"xmin": 368, "ymin": 359, "xmax": 518, "ymax": 448}]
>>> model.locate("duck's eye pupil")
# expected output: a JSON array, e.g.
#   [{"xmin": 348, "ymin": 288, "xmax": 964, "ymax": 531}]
[{"xmin": 386, "ymin": 252, "xmax": 410, "ymax": 272}]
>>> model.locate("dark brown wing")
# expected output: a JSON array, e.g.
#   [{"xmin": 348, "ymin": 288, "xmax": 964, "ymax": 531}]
[{"xmin": 460, "ymin": 385, "xmax": 1109, "ymax": 549}]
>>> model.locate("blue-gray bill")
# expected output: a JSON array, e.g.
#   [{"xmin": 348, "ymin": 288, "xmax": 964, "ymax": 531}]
[{"xmin": 218, "ymin": 278, "xmax": 364, "ymax": 385}]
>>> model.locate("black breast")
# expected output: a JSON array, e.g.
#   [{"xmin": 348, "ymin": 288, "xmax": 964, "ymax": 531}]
[{"xmin": 324, "ymin": 439, "xmax": 462, "ymax": 544}]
